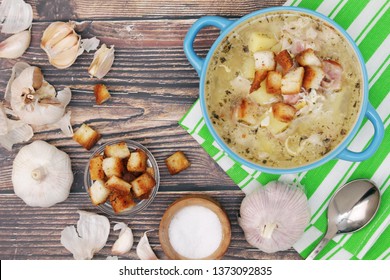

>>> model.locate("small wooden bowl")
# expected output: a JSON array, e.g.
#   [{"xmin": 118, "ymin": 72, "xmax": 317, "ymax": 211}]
[{"xmin": 159, "ymin": 194, "xmax": 231, "ymax": 260}]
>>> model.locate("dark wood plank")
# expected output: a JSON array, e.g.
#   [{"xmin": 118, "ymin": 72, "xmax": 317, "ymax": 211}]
[
  {"xmin": 0, "ymin": 192, "xmax": 301, "ymax": 260},
  {"xmin": 27, "ymin": 0, "xmax": 286, "ymax": 21}
]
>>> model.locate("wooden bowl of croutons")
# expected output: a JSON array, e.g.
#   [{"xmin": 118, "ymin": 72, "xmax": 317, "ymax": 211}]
[{"xmin": 84, "ymin": 140, "xmax": 160, "ymax": 216}]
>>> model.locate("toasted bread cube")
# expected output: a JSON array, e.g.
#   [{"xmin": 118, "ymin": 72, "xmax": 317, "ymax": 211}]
[
  {"xmin": 131, "ymin": 173, "xmax": 156, "ymax": 197},
  {"xmin": 272, "ymin": 102, "xmax": 297, "ymax": 123},
  {"xmin": 275, "ymin": 50, "xmax": 294, "ymax": 73},
  {"xmin": 249, "ymin": 70, "xmax": 268, "ymax": 93},
  {"xmin": 296, "ymin": 48, "xmax": 322, "ymax": 67},
  {"xmin": 165, "ymin": 151, "xmax": 191, "ymax": 175},
  {"xmin": 266, "ymin": 71, "xmax": 282, "ymax": 94},
  {"xmin": 89, "ymin": 155, "xmax": 105, "ymax": 180},
  {"xmin": 127, "ymin": 149, "xmax": 147, "ymax": 173},
  {"xmin": 104, "ymin": 142, "xmax": 131, "ymax": 159},
  {"xmin": 103, "ymin": 157, "xmax": 124, "ymax": 178},
  {"xmin": 146, "ymin": 167, "xmax": 155, "ymax": 178},
  {"xmin": 303, "ymin": 66, "xmax": 325, "ymax": 90},
  {"xmin": 73, "ymin": 123, "xmax": 101, "ymax": 150},
  {"xmin": 281, "ymin": 67, "xmax": 304, "ymax": 95},
  {"xmin": 105, "ymin": 175, "xmax": 132, "ymax": 193},
  {"xmin": 89, "ymin": 180, "xmax": 110, "ymax": 205},
  {"xmin": 94, "ymin": 84, "xmax": 111, "ymax": 105},
  {"xmin": 254, "ymin": 51, "xmax": 276, "ymax": 71},
  {"xmin": 109, "ymin": 191, "xmax": 136, "ymax": 213}
]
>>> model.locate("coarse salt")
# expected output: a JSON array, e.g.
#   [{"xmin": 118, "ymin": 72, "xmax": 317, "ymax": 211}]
[{"xmin": 168, "ymin": 205, "xmax": 223, "ymax": 259}]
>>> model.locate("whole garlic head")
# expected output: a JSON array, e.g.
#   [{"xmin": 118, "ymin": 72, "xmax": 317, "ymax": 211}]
[
  {"xmin": 12, "ymin": 140, "xmax": 73, "ymax": 207},
  {"xmin": 41, "ymin": 22, "xmax": 81, "ymax": 69},
  {"xmin": 238, "ymin": 181, "xmax": 310, "ymax": 253},
  {"xmin": 10, "ymin": 65, "xmax": 71, "ymax": 126}
]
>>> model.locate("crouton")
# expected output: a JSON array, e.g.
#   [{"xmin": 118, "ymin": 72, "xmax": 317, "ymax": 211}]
[
  {"xmin": 131, "ymin": 173, "xmax": 156, "ymax": 198},
  {"xmin": 281, "ymin": 67, "xmax": 304, "ymax": 95},
  {"xmin": 94, "ymin": 84, "xmax": 111, "ymax": 105},
  {"xmin": 266, "ymin": 71, "xmax": 282, "ymax": 94},
  {"xmin": 109, "ymin": 191, "xmax": 136, "ymax": 213},
  {"xmin": 105, "ymin": 175, "xmax": 132, "ymax": 193},
  {"xmin": 104, "ymin": 142, "xmax": 131, "ymax": 159},
  {"xmin": 103, "ymin": 157, "xmax": 124, "ymax": 178},
  {"xmin": 272, "ymin": 102, "xmax": 297, "ymax": 123},
  {"xmin": 275, "ymin": 50, "xmax": 294, "ymax": 73},
  {"xmin": 296, "ymin": 48, "xmax": 322, "ymax": 66},
  {"xmin": 89, "ymin": 155, "xmax": 105, "ymax": 180},
  {"xmin": 146, "ymin": 166, "xmax": 155, "ymax": 178},
  {"xmin": 73, "ymin": 123, "xmax": 101, "ymax": 150},
  {"xmin": 127, "ymin": 149, "xmax": 147, "ymax": 173},
  {"xmin": 303, "ymin": 66, "xmax": 325, "ymax": 90},
  {"xmin": 165, "ymin": 151, "xmax": 191, "ymax": 175},
  {"xmin": 89, "ymin": 180, "xmax": 110, "ymax": 205},
  {"xmin": 254, "ymin": 51, "xmax": 276, "ymax": 71},
  {"xmin": 249, "ymin": 70, "xmax": 268, "ymax": 93}
]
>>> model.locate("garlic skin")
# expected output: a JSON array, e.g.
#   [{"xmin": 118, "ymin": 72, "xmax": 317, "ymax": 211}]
[
  {"xmin": 88, "ymin": 44, "xmax": 115, "ymax": 79},
  {"xmin": 61, "ymin": 211, "xmax": 110, "ymax": 260},
  {"xmin": 10, "ymin": 65, "xmax": 72, "ymax": 126},
  {"xmin": 0, "ymin": 117, "xmax": 33, "ymax": 151},
  {"xmin": 0, "ymin": 103, "xmax": 8, "ymax": 135},
  {"xmin": 12, "ymin": 140, "xmax": 73, "ymax": 207},
  {"xmin": 112, "ymin": 222, "xmax": 134, "ymax": 255},
  {"xmin": 41, "ymin": 22, "xmax": 81, "ymax": 69},
  {"xmin": 0, "ymin": 29, "xmax": 31, "ymax": 58},
  {"xmin": 136, "ymin": 231, "xmax": 158, "ymax": 260},
  {"xmin": 238, "ymin": 181, "xmax": 310, "ymax": 253},
  {"xmin": 81, "ymin": 37, "xmax": 100, "ymax": 53},
  {"xmin": 0, "ymin": 0, "xmax": 33, "ymax": 34},
  {"xmin": 5, "ymin": 62, "xmax": 30, "ymax": 102}
]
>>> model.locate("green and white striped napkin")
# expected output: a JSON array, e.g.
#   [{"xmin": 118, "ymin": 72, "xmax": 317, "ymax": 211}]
[{"xmin": 179, "ymin": 0, "xmax": 389, "ymax": 260}]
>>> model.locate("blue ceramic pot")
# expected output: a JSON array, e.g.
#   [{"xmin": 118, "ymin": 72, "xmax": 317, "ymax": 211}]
[{"xmin": 183, "ymin": 6, "xmax": 384, "ymax": 174}]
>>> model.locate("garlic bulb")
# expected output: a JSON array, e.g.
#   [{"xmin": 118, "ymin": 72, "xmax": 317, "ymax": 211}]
[
  {"xmin": 12, "ymin": 140, "xmax": 73, "ymax": 207},
  {"xmin": 0, "ymin": 29, "xmax": 31, "ymax": 58},
  {"xmin": 4, "ymin": 62, "xmax": 30, "ymax": 102},
  {"xmin": 112, "ymin": 222, "xmax": 134, "ymax": 255},
  {"xmin": 10, "ymin": 65, "xmax": 72, "ymax": 126},
  {"xmin": 238, "ymin": 181, "xmax": 310, "ymax": 253},
  {"xmin": 61, "ymin": 211, "xmax": 110, "ymax": 260},
  {"xmin": 41, "ymin": 22, "xmax": 81, "ymax": 69},
  {"xmin": 0, "ymin": 0, "xmax": 33, "ymax": 34},
  {"xmin": 136, "ymin": 231, "xmax": 158, "ymax": 260},
  {"xmin": 88, "ymin": 44, "xmax": 115, "ymax": 79}
]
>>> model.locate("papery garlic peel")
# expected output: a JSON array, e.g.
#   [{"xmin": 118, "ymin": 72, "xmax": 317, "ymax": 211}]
[
  {"xmin": 238, "ymin": 181, "xmax": 310, "ymax": 253},
  {"xmin": 0, "ymin": 29, "xmax": 31, "ymax": 59},
  {"xmin": 61, "ymin": 211, "xmax": 110, "ymax": 260},
  {"xmin": 112, "ymin": 222, "xmax": 134, "ymax": 255},
  {"xmin": 0, "ymin": 0, "xmax": 33, "ymax": 34},
  {"xmin": 88, "ymin": 44, "xmax": 115, "ymax": 79},
  {"xmin": 41, "ymin": 22, "xmax": 81, "ymax": 69},
  {"xmin": 12, "ymin": 140, "xmax": 73, "ymax": 207},
  {"xmin": 136, "ymin": 231, "xmax": 158, "ymax": 260}
]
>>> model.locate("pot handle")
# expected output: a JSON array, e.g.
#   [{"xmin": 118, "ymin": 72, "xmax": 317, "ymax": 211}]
[
  {"xmin": 337, "ymin": 103, "xmax": 384, "ymax": 161},
  {"xmin": 184, "ymin": 16, "xmax": 234, "ymax": 76}
]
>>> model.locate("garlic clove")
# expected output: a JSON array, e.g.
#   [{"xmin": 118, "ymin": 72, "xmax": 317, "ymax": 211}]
[
  {"xmin": 41, "ymin": 22, "xmax": 74, "ymax": 50},
  {"xmin": 136, "ymin": 231, "xmax": 158, "ymax": 260},
  {"xmin": 0, "ymin": 0, "xmax": 33, "ymax": 34},
  {"xmin": 50, "ymin": 33, "xmax": 79, "ymax": 57},
  {"xmin": 49, "ymin": 42, "xmax": 80, "ymax": 69},
  {"xmin": 0, "ymin": 29, "xmax": 31, "ymax": 59},
  {"xmin": 112, "ymin": 222, "xmax": 134, "ymax": 255},
  {"xmin": 88, "ymin": 44, "xmax": 115, "ymax": 79}
]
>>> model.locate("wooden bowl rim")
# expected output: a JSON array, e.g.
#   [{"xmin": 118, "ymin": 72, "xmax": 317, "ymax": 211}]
[{"xmin": 159, "ymin": 194, "xmax": 231, "ymax": 260}]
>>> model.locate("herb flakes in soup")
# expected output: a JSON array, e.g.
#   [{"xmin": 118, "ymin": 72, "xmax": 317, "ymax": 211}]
[{"xmin": 205, "ymin": 12, "xmax": 362, "ymax": 168}]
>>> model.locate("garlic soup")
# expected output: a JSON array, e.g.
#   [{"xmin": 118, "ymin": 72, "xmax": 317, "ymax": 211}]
[{"xmin": 205, "ymin": 12, "xmax": 362, "ymax": 168}]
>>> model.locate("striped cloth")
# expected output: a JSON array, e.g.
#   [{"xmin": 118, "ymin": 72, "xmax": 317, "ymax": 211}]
[{"xmin": 179, "ymin": 0, "xmax": 390, "ymax": 260}]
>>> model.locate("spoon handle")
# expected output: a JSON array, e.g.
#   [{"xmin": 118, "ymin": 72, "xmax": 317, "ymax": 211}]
[{"xmin": 306, "ymin": 237, "xmax": 332, "ymax": 260}]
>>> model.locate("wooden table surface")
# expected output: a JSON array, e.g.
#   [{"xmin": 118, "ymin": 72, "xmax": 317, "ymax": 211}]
[{"xmin": 0, "ymin": 0, "xmax": 301, "ymax": 260}]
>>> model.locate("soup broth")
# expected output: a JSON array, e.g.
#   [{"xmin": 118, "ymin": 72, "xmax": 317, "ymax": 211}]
[{"xmin": 205, "ymin": 12, "xmax": 362, "ymax": 168}]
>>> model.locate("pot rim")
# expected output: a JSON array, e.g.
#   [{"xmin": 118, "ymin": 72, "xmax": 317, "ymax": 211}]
[{"xmin": 198, "ymin": 6, "xmax": 369, "ymax": 174}]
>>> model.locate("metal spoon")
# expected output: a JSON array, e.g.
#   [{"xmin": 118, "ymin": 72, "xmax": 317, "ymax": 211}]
[{"xmin": 307, "ymin": 179, "xmax": 381, "ymax": 260}]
